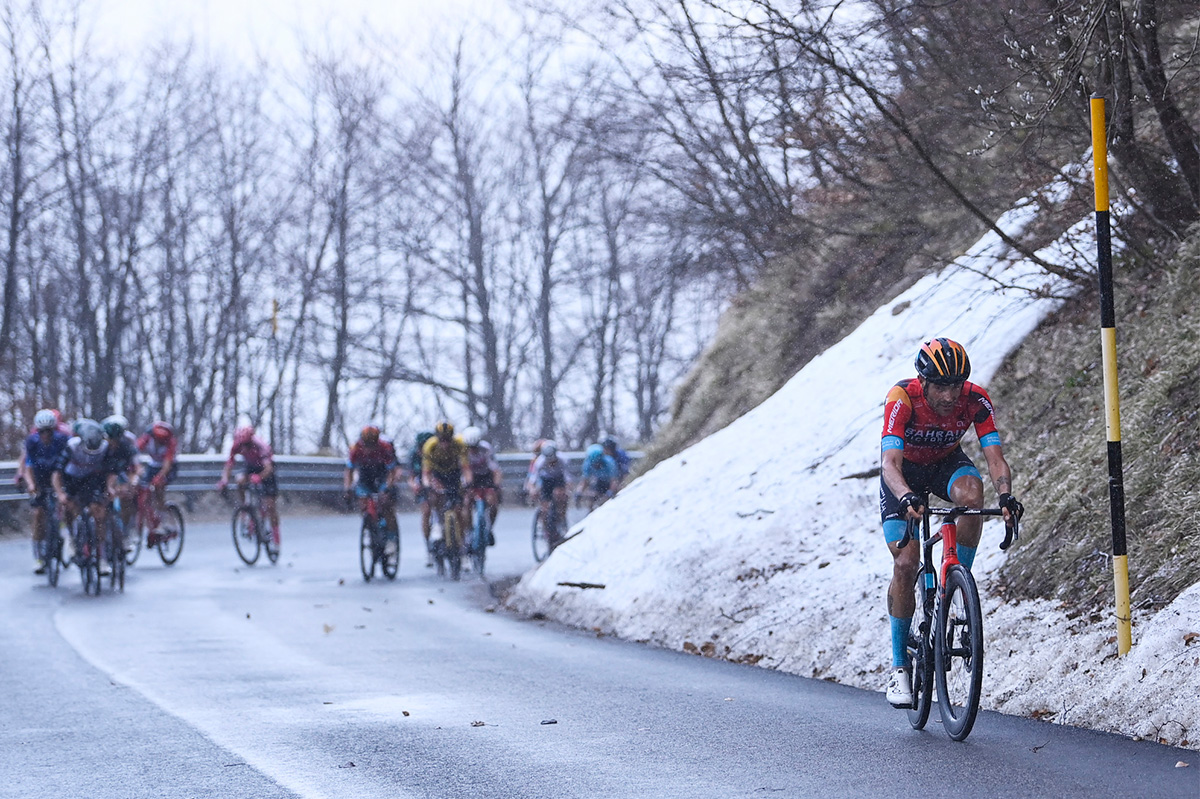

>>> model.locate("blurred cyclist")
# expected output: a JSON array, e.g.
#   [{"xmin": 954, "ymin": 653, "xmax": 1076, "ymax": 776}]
[
  {"xmin": 22, "ymin": 409, "xmax": 70, "ymax": 573},
  {"xmin": 216, "ymin": 426, "xmax": 281, "ymax": 548},
  {"xmin": 344, "ymin": 424, "xmax": 401, "ymax": 538}
]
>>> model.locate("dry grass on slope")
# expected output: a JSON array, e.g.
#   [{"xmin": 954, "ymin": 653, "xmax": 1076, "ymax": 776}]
[{"xmin": 990, "ymin": 224, "xmax": 1200, "ymax": 616}]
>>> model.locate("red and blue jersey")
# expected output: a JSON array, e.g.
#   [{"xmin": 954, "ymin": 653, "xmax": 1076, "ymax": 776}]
[
  {"xmin": 881, "ymin": 378, "xmax": 1001, "ymax": 465},
  {"xmin": 347, "ymin": 439, "xmax": 398, "ymax": 483}
]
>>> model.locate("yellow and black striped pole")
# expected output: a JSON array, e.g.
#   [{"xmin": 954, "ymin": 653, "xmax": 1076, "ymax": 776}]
[{"xmin": 1090, "ymin": 95, "xmax": 1132, "ymax": 655}]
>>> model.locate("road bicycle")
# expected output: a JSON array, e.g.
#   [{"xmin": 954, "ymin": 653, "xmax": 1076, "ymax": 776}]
[
  {"xmin": 104, "ymin": 505, "xmax": 126, "ymax": 593},
  {"xmin": 900, "ymin": 500, "xmax": 1018, "ymax": 741},
  {"xmin": 531, "ymin": 496, "xmax": 568, "ymax": 563},
  {"xmin": 230, "ymin": 479, "xmax": 279, "ymax": 566},
  {"xmin": 430, "ymin": 486, "xmax": 464, "ymax": 581},
  {"xmin": 466, "ymin": 492, "xmax": 494, "ymax": 578},
  {"xmin": 359, "ymin": 490, "xmax": 399, "ymax": 582},
  {"xmin": 34, "ymin": 492, "xmax": 67, "ymax": 588},
  {"xmin": 127, "ymin": 484, "xmax": 185, "ymax": 566},
  {"xmin": 573, "ymin": 480, "xmax": 614, "ymax": 516},
  {"xmin": 71, "ymin": 505, "xmax": 103, "ymax": 596}
]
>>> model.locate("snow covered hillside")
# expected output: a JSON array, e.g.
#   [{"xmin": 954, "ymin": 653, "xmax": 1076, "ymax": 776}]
[{"xmin": 508, "ymin": 178, "xmax": 1200, "ymax": 750}]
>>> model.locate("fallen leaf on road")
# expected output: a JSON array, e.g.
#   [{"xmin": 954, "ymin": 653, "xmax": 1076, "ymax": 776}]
[
  {"xmin": 323, "ymin": 624, "xmax": 335, "ymax": 634},
  {"xmin": 471, "ymin": 720, "xmax": 486, "ymax": 727},
  {"xmin": 1176, "ymin": 762, "xmax": 1190, "ymax": 768}
]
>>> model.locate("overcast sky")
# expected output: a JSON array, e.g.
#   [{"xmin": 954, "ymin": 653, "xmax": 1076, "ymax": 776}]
[{"xmin": 87, "ymin": 0, "xmax": 512, "ymax": 65}]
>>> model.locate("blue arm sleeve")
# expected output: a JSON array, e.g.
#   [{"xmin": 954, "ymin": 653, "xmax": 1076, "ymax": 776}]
[
  {"xmin": 881, "ymin": 435, "xmax": 905, "ymax": 453},
  {"xmin": 979, "ymin": 431, "xmax": 1002, "ymax": 448}
]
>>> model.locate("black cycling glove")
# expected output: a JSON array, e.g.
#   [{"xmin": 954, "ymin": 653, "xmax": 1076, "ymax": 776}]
[
  {"xmin": 998, "ymin": 492, "xmax": 1024, "ymax": 520},
  {"xmin": 899, "ymin": 492, "xmax": 924, "ymax": 517}
]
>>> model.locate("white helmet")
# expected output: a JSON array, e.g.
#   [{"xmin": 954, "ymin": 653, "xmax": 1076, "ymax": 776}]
[
  {"xmin": 34, "ymin": 409, "xmax": 57, "ymax": 431},
  {"xmin": 462, "ymin": 426, "xmax": 483, "ymax": 447},
  {"xmin": 77, "ymin": 419, "xmax": 105, "ymax": 454}
]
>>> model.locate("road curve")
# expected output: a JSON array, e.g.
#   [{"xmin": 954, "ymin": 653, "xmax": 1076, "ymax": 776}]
[{"xmin": 0, "ymin": 509, "xmax": 1194, "ymax": 799}]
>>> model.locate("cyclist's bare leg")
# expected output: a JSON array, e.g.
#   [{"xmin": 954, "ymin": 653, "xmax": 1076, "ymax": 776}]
[
  {"xmin": 886, "ymin": 539, "xmax": 920, "ymax": 621},
  {"xmin": 379, "ymin": 491, "xmax": 398, "ymax": 533},
  {"xmin": 31, "ymin": 505, "xmax": 45, "ymax": 548},
  {"xmin": 263, "ymin": 496, "xmax": 280, "ymax": 541},
  {"xmin": 91, "ymin": 500, "xmax": 110, "ymax": 561},
  {"xmin": 948, "ymin": 474, "xmax": 985, "ymax": 550},
  {"xmin": 486, "ymin": 489, "xmax": 499, "ymax": 524},
  {"xmin": 420, "ymin": 498, "xmax": 432, "ymax": 540},
  {"xmin": 118, "ymin": 484, "xmax": 137, "ymax": 530}
]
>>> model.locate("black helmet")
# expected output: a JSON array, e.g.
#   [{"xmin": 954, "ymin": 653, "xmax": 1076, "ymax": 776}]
[{"xmin": 915, "ymin": 338, "xmax": 971, "ymax": 385}]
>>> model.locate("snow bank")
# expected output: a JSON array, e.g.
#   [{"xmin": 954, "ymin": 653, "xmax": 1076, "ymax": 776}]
[{"xmin": 508, "ymin": 173, "xmax": 1200, "ymax": 749}]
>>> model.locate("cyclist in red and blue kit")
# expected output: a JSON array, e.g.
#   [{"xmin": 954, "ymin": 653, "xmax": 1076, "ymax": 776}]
[
  {"xmin": 343, "ymin": 425, "xmax": 401, "ymax": 538},
  {"xmin": 880, "ymin": 338, "xmax": 1023, "ymax": 708}
]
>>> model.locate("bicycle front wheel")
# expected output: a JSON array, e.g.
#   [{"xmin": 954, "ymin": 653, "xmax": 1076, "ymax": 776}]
[
  {"xmin": 43, "ymin": 513, "xmax": 61, "ymax": 588},
  {"xmin": 531, "ymin": 509, "xmax": 550, "ymax": 562},
  {"xmin": 264, "ymin": 523, "xmax": 279, "ymax": 566},
  {"xmin": 157, "ymin": 505, "xmax": 185, "ymax": 565},
  {"xmin": 907, "ymin": 578, "xmax": 935, "ymax": 730},
  {"xmin": 935, "ymin": 565, "xmax": 984, "ymax": 741},
  {"xmin": 381, "ymin": 521, "xmax": 399, "ymax": 581},
  {"xmin": 445, "ymin": 512, "xmax": 462, "ymax": 581},
  {"xmin": 232, "ymin": 507, "xmax": 261, "ymax": 565},
  {"xmin": 107, "ymin": 516, "xmax": 125, "ymax": 593},
  {"xmin": 360, "ymin": 520, "xmax": 375, "ymax": 582},
  {"xmin": 470, "ymin": 501, "xmax": 488, "ymax": 578}
]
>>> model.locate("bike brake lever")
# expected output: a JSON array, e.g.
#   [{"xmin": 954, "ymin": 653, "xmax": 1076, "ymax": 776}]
[
  {"xmin": 898, "ymin": 518, "xmax": 916, "ymax": 549},
  {"xmin": 1000, "ymin": 517, "xmax": 1019, "ymax": 550}
]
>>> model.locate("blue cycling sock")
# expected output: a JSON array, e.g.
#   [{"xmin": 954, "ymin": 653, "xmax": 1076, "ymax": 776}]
[
  {"xmin": 890, "ymin": 615, "xmax": 911, "ymax": 668},
  {"xmin": 957, "ymin": 544, "xmax": 977, "ymax": 571}
]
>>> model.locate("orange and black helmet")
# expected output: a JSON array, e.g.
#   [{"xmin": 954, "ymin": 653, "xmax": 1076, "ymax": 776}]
[
  {"xmin": 361, "ymin": 424, "xmax": 380, "ymax": 445},
  {"xmin": 915, "ymin": 338, "xmax": 971, "ymax": 385}
]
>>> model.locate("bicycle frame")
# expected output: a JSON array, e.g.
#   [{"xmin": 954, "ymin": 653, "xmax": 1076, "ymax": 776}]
[{"xmin": 901, "ymin": 501, "xmax": 1018, "ymax": 740}]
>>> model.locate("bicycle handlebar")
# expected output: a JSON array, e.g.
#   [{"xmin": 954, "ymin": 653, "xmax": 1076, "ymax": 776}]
[{"xmin": 899, "ymin": 504, "xmax": 1019, "ymax": 551}]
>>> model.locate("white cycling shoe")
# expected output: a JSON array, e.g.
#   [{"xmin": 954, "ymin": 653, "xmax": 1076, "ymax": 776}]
[{"xmin": 886, "ymin": 667, "xmax": 914, "ymax": 708}]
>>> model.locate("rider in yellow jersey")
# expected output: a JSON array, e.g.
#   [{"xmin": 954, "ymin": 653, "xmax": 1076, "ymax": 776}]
[{"xmin": 420, "ymin": 421, "xmax": 473, "ymax": 552}]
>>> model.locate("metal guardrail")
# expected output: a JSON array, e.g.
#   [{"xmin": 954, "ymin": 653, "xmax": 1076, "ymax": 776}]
[{"xmin": 0, "ymin": 451, "xmax": 637, "ymax": 503}]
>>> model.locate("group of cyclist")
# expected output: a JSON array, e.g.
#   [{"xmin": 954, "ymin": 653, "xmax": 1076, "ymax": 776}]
[
  {"xmin": 17, "ymin": 409, "xmax": 179, "ymax": 576},
  {"xmin": 18, "ymin": 404, "xmax": 632, "ymax": 579},
  {"xmin": 339, "ymin": 421, "xmax": 633, "ymax": 567}
]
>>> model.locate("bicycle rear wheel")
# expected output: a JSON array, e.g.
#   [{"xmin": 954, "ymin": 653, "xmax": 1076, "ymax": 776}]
[
  {"xmin": 42, "ymin": 512, "xmax": 61, "ymax": 588},
  {"xmin": 263, "ymin": 516, "xmax": 280, "ymax": 564},
  {"xmin": 380, "ymin": 521, "xmax": 399, "ymax": 581},
  {"xmin": 360, "ymin": 520, "xmax": 376, "ymax": 582},
  {"xmin": 46, "ymin": 532, "xmax": 61, "ymax": 587},
  {"xmin": 232, "ymin": 506, "xmax": 261, "ymax": 565},
  {"xmin": 935, "ymin": 565, "xmax": 984, "ymax": 741},
  {"xmin": 906, "ymin": 578, "xmax": 935, "ymax": 730},
  {"xmin": 531, "ymin": 509, "xmax": 550, "ymax": 562},
  {"xmin": 157, "ymin": 504, "xmax": 185, "ymax": 565}
]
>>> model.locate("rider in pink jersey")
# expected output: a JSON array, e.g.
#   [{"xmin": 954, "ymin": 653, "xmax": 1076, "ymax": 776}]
[{"xmin": 216, "ymin": 426, "xmax": 281, "ymax": 547}]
